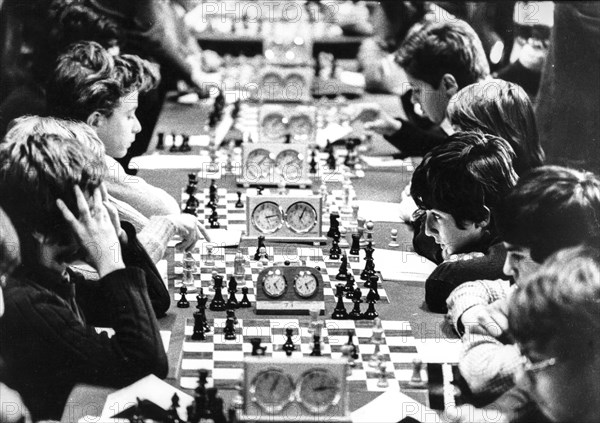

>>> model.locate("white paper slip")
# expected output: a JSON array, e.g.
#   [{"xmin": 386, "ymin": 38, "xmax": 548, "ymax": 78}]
[
  {"xmin": 101, "ymin": 375, "xmax": 193, "ymax": 421},
  {"xmin": 351, "ymin": 390, "xmax": 443, "ymax": 423},
  {"xmin": 95, "ymin": 328, "xmax": 171, "ymax": 353},
  {"xmin": 415, "ymin": 338, "xmax": 462, "ymax": 364},
  {"xmin": 354, "ymin": 200, "xmax": 403, "ymax": 223},
  {"xmin": 362, "ymin": 155, "xmax": 413, "ymax": 169},
  {"xmin": 130, "ymin": 154, "xmax": 206, "ymax": 170},
  {"xmin": 375, "ymin": 249, "xmax": 437, "ymax": 283}
]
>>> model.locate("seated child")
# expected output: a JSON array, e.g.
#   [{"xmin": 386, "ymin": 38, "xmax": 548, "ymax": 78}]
[
  {"xmin": 448, "ymin": 246, "xmax": 600, "ymax": 423},
  {"xmin": 357, "ymin": 18, "xmax": 490, "ymax": 158},
  {"xmin": 447, "ymin": 78, "xmax": 545, "ymax": 176},
  {"xmin": 447, "ymin": 166, "xmax": 600, "ymax": 399},
  {"xmin": 0, "ymin": 133, "xmax": 169, "ymax": 420},
  {"xmin": 410, "ymin": 131, "xmax": 518, "ymax": 312},
  {"xmin": 5, "ymin": 115, "xmax": 201, "ymax": 263}
]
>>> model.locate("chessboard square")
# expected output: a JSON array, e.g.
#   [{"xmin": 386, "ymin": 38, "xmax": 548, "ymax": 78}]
[
  {"xmin": 394, "ymin": 368, "xmax": 426, "ymax": 382},
  {"xmin": 326, "ymin": 335, "xmax": 348, "ymax": 348},
  {"xmin": 381, "ymin": 320, "xmax": 411, "ymax": 331},
  {"xmin": 212, "ymin": 367, "xmax": 244, "ymax": 383},
  {"xmin": 389, "ymin": 353, "xmax": 421, "ymax": 365},
  {"xmin": 182, "ymin": 358, "xmax": 214, "ymax": 370},
  {"xmin": 271, "ymin": 350, "xmax": 303, "ymax": 359},
  {"xmin": 354, "ymin": 328, "xmax": 373, "ymax": 338},
  {"xmin": 214, "ymin": 343, "xmax": 244, "ymax": 351},
  {"xmin": 385, "ymin": 336, "xmax": 417, "ymax": 347},
  {"xmin": 183, "ymin": 342, "xmax": 215, "ymax": 353},
  {"xmin": 388, "ymin": 345, "xmax": 419, "ymax": 354},
  {"xmin": 365, "ymin": 379, "xmax": 400, "ymax": 392},
  {"xmin": 211, "ymin": 350, "xmax": 245, "ymax": 362},
  {"xmin": 325, "ymin": 320, "xmax": 356, "ymax": 330},
  {"xmin": 347, "ymin": 369, "xmax": 367, "ymax": 381}
]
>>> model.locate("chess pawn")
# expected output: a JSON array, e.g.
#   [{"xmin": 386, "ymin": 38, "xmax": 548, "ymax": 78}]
[
  {"xmin": 340, "ymin": 343, "xmax": 355, "ymax": 376},
  {"xmin": 204, "ymin": 244, "xmax": 215, "ymax": 267},
  {"xmin": 389, "ymin": 228, "xmax": 400, "ymax": 248},
  {"xmin": 335, "ymin": 254, "xmax": 348, "ymax": 280},
  {"xmin": 156, "ymin": 132, "xmax": 165, "ymax": 150},
  {"xmin": 357, "ymin": 217, "xmax": 367, "ymax": 247},
  {"xmin": 331, "ymin": 284, "xmax": 348, "ymax": 320},
  {"xmin": 177, "ymin": 286, "xmax": 190, "ymax": 308},
  {"xmin": 282, "ymin": 328, "xmax": 296, "ymax": 356},
  {"xmin": 209, "ymin": 274, "xmax": 227, "ymax": 311},
  {"xmin": 343, "ymin": 273, "xmax": 356, "ymax": 299},
  {"xmin": 348, "ymin": 288, "xmax": 363, "ymax": 320},
  {"xmin": 349, "ymin": 233, "xmax": 361, "ymax": 256},
  {"xmin": 362, "ymin": 289, "xmax": 379, "ymax": 320},
  {"xmin": 351, "ymin": 203, "xmax": 359, "ymax": 221},
  {"xmin": 377, "ymin": 361, "xmax": 389, "ymax": 388},
  {"xmin": 258, "ymin": 246, "xmax": 269, "ymax": 266},
  {"xmin": 235, "ymin": 191, "xmax": 244, "ymax": 208},
  {"xmin": 191, "ymin": 311, "xmax": 206, "ymax": 341},
  {"xmin": 329, "ymin": 236, "xmax": 341, "ymax": 260},
  {"xmin": 182, "ymin": 251, "xmax": 197, "ymax": 290},
  {"xmin": 308, "ymin": 308, "xmax": 320, "ymax": 336},
  {"xmin": 226, "ymin": 276, "xmax": 239, "ymax": 309},
  {"xmin": 239, "ymin": 287, "xmax": 252, "ymax": 308},
  {"xmin": 253, "ymin": 235, "xmax": 268, "ymax": 261},
  {"xmin": 338, "ymin": 226, "xmax": 349, "ymax": 249},
  {"xmin": 233, "ymin": 250, "xmax": 246, "ymax": 287},
  {"xmin": 409, "ymin": 359, "xmax": 426, "ymax": 388},
  {"xmin": 365, "ymin": 220, "xmax": 374, "ymax": 245}
]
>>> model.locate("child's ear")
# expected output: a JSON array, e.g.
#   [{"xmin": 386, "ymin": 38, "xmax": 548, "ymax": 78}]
[
  {"xmin": 441, "ymin": 74, "xmax": 459, "ymax": 98},
  {"xmin": 475, "ymin": 206, "xmax": 492, "ymax": 229},
  {"xmin": 86, "ymin": 111, "xmax": 105, "ymax": 129}
]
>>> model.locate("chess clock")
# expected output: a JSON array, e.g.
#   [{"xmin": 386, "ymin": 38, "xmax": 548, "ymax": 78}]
[
  {"xmin": 244, "ymin": 194, "xmax": 326, "ymax": 243},
  {"xmin": 240, "ymin": 357, "xmax": 351, "ymax": 423},
  {"xmin": 250, "ymin": 67, "xmax": 314, "ymax": 103},
  {"xmin": 238, "ymin": 143, "xmax": 313, "ymax": 188},
  {"xmin": 255, "ymin": 264, "xmax": 324, "ymax": 315},
  {"xmin": 263, "ymin": 35, "xmax": 313, "ymax": 66},
  {"xmin": 258, "ymin": 104, "xmax": 317, "ymax": 143}
]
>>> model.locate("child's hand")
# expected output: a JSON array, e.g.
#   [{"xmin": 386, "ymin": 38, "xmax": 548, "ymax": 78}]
[
  {"xmin": 363, "ymin": 110, "xmax": 402, "ymax": 136},
  {"xmin": 460, "ymin": 301, "xmax": 509, "ymax": 339},
  {"xmin": 56, "ymin": 185, "xmax": 125, "ymax": 278},
  {"xmin": 0, "ymin": 206, "xmax": 20, "ymax": 276},
  {"xmin": 167, "ymin": 214, "xmax": 211, "ymax": 251},
  {"xmin": 100, "ymin": 183, "xmax": 127, "ymax": 244}
]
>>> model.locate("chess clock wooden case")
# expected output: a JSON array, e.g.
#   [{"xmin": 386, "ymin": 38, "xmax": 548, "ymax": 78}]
[
  {"xmin": 263, "ymin": 34, "xmax": 313, "ymax": 66},
  {"xmin": 250, "ymin": 67, "xmax": 314, "ymax": 103},
  {"xmin": 255, "ymin": 263, "xmax": 324, "ymax": 315},
  {"xmin": 240, "ymin": 357, "xmax": 351, "ymax": 423},
  {"xmin": 245, "ymin": 193, "xmax": 326, "ymax": 243},
  {"xmin": 238, "ymin": 143, "xmax": 313, "ymax": 188},
  {"xmin": 258, "ymin": 104, "xmax": 317, "ymax": 143}
]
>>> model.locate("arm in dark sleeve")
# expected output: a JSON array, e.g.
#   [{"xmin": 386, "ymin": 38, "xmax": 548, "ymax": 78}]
[
  {"xmin": 384, "ymin": 120, "xmax": 448, "ymax": 158},
  {"xmin": 77, "ymin": 221, "xmax": 170, "ymax": 325}
]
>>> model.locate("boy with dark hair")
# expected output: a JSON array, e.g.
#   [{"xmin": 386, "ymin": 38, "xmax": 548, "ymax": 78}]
[
  {"xmin": 447, "ymin": 165, "xmax": 600, "ymax": 399},
  {"xmin": 356, "ymin": 18, "xmax": 490, "ymax": 158},
  {"xmin": 410, "ymin": 131, "xmax": 518, "ymax": 312},
  {"xmin": 0, "ymin": 133, "xmax": 169, "ymax": 421},
  {"xmin": 449, "ymin": 246, "xmax": 600, "ymax": 423}
]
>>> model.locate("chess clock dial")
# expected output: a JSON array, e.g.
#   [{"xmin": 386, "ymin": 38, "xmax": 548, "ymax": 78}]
[
  {"xmin": 276, "ymin": 149, "xmax": 303, "ymax": 177},
  {"xmin": 262, "ymin": 269, "xmax": 287, "ymax": 298},
  {"xmin": 293, "ymin": 271, "xmax": 318, "ymax": 298},
  {"xmin": 262, "ymin": 72, "xmax": 283, "ymax": 87},
  {"xmin": 261, "ymin": 112, "xmax": 286, "ymax": 140},
  {"xmin": 285, "ymin": 73, "xmax": 306, "ymax": 90},
  {"xmin": 297, "ymin": 369, "xmax": 342, "ymax": 413},
  {"xmin": 250, "ymin": 368, "xmax": 295, "ymax": 412},
  {"xmin": 251, "ymin": 201, "xmax": 283, "ymax": 234},
  {"xmin": 288, "ymin": 114, "xmax": 314, "ymax": 142},
  {"xmin": 246, "ymin": 148, "xmax": 275, "ymax": 179},
  {"xmin": 285, "ymin": 202, "xmax": 317, "ymax": 234}
]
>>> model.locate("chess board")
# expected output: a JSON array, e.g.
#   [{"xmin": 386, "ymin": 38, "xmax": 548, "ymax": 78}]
[
  {"xmin": 182, "ymin": 187, "xmax": 359, "ymax": 237},
  {"xmin": 172, "ymin": 245, "xmax": 389, "ymax": 305},
  {"xmin": 180, "ymin": 318, "xmax": 425, "ymax": 393}
]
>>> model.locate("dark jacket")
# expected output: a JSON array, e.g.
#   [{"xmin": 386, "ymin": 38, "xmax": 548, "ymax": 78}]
[{"xmin": 0, "ymin": 222, "xmax": 170, "ymax": 421}]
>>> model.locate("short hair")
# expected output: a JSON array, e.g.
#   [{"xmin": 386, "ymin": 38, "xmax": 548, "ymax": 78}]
[
  {"xmin": 411, "ymin": 131, "xmax": 518, "ymax": 228},
  {"xmin": 47, "ymin": 41, "xmax": 160, "ymax": 122},
  {"xmin": 395, "ymin": 19, "xmax": 490, "ymax": 89},
  {"xmin": 447, "ymin": 79, "xmax": 545, "ymax": 176},
  {"xmin": 508, "ymin": 245, "xmax": 600, "ymax": 358},
  {"xmin": 0, "ymin": 133, "xmax": 105, "ymax": 265},
  {"xmin": 496, "ymin": 166, "xmax": 600, "ymax": 263}
]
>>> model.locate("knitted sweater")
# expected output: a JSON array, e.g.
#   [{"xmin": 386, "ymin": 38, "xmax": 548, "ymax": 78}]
[{"xmin": 0, "ymin": 222, "xmax": 170, "ymax": 421}]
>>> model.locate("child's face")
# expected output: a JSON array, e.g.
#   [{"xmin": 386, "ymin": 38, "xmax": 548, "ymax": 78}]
[
  {"xmin": 95, "ymin": 91, "xmax": 141, "ymax": 158},
  {"xmin": 406, "ymin": 74, "xmax": 450, "ymax": 125},
  {"xmin": 503, "ymin": 243, "xmax": 541, "ymax": 284},
  {"xmin": 424, "ymin": 209, "xmax": 485, "ymax": 256}
]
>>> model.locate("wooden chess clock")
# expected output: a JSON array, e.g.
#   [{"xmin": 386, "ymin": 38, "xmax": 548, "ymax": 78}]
[
  {"xmin": 249, "ymin": 67, "xmax": 314, "ymax": 103},
  {"xmin": 239, "ymin": 357, "xmax": 351, "ymax": 423},
  {"xmin": 238, "ymin": 143, "xmax": 313, "ymax": 188},
  {"xmin": 258, "ymin": 104, "xmax": 317, "ymax": 143},
  {"xmin": 244, "ymin": 194, "xmax": 326, "ymax": 243},
  {"xmin": 254, "ymin": 263, "xmax": 324, "ymax": 315}
]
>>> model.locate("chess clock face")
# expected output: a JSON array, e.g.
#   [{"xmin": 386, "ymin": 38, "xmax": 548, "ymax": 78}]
[
  {"xmin": 285, "ymin": 202, "xmax": 317, "ymax": 234},
  {"xmin": 293, "ymin": 271, "xmax": 318, "ymax": 298},
  {"xmin": 297, "ymin": 368, "xmax": 342, "ymax": 413},
  {"xmin": 246, "ymin": 148, "xmax": 275, "ymax": 179},
  {"xmin": 251, "ymin": 201, "xmax": 284, "ymax": 234},
  {"xmin": 262, "ymin": 269, "xmax": 287, "ymax": 298},
  {"xmin": 261, "ymin": 112, "xmax": 287, "ymax": 141},
  {"xmin": 288, "ymin": 114, "xmax": 314, "ymax": 142},
  {"xmin": 275, "ymin": 149, "xmax": 303, "ymax": 178},
  {"xmin": 250, "ymin": 368, "xmax": 295, "ymax": 412},
  {"xmin": 262, "ymin": 72, "xmax": 283, "ymax": 87}
]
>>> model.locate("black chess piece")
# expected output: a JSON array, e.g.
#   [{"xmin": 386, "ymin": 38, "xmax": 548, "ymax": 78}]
[
  {"xmin": 177, "ymin": 286, "xmax": 190, "ymax": 308},
  {"xmin": 209, "ymin": 390, "xmax": 227, "ymax": 423},
  {"xmin": 208, "ymin": 207, "xmax": 220, "ymax": 228},
  {"xmin": 361, "ymin": 241, "xmax": 376, "ymax": 281},
  {"xmin": 257, "ymin": 186, "xmax": 264, "ymax": 195},
  {"xmin": 235, "ymin": 191, "xmax": 244, "ymax": 208},
  {"xmin": 309, "ymin": 149, "xmax": 318, "ymax": 174},
  {"xmin": 169, "ymin": 132, "xmax": 180, "ymax": 152},
  {"xmin": 191, "ymin": 312, "xmax": 206, "ymax": 341},
  {"xmin": 327, "ymin": 212, "xmax": 340, "ymax": 239},
  {"xmin": 209, "ymin": 274, "xmax": 227, "ymax": 311},
  {"xmin": 348, "ymin": 287, "xmax": 363, "ymax": 320},
  {"xmin": 326, "ymin": 149, "xmax": 336, "ymax": 170},
  {"xmin": 179, "ymin": 134, "xmax": 191, "ymax": 152},
  {"xmin": 329, "ymin": 235, "xmax": 341, "ymax": 260},
  {"xmin": 251, "ymin": 338, "xmax": 266, "ymax": 356},
  {"xmin": 346, "ymin": 330, "xmax": 359, "ymax": 360},
  {"xmin": 156, "ymin": 132, "xmax": 165, "ymax": 150},
  {"xmin": 284, "ymin": 133, "xmax": 291, "ymax": 143},
  {"xmin": 282, "ymin": 328, "xmax": 296, "ymax": 356},
  {"xmin": 362, "ymin": 289, "xmax": 379, "ymax": 320},
  {"xmin": 368, "ymin": 275, "xmax": 381, "ymax": 301},
  {"xmin": 185, "ymin": 173, "xmax": 198, "ymax": 195},
  {"xmin": 232, "ymin": 99, "xmax": 241, "ymax": 119},
  {"xmin": 253, "ymin": 235, "xmax": 268, "ymax": 261},
  {"xmin": 344, "ymin": 273, "xmax": 356, "ymax": 299},
  {"xmin": 226, "ymin": 276, "xmax": 239, "ymax": 308},
  {"xmin": 166, "ymin": 393, "xmax": 183, "ymax": 423},
  {"xmin": 332, "ymin": 284, "xmax": 348, "ymax": 320},
  {"xmin": 196, "ymin": 289, "xmax": 211, "ymax": 333},
  {"xmin": 183, "ymin": 195, "xmax": 199, "ymax": 216},
  {"xmin": 189, "ymin": 369, "xmax": 209, "ymax": 422},
  {"xmin": 309, "ymin": 334, "xmax": 322, "ymax": 356},
  {"xmin": 336, "ymin": 254, "xmax": 348, "ymax": 280},
  {"xmin": 239, "ymin": 287, "xmax": 252, "ymax": 308},
  {"xmin": 224, "ymin": 315, "xmax": 236, "ymax": 340},
  {"xmin": 349, "ymin": 233, "xmax": 361, "ymax": 255}
]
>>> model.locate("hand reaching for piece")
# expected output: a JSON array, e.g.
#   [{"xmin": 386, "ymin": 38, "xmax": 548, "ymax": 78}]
[{"xmin": 167, "ymin": 214, "xmax": 211, "ymax": 251}]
